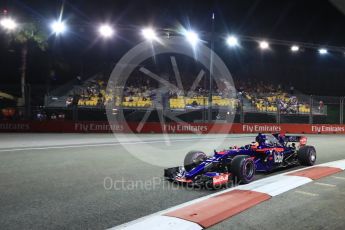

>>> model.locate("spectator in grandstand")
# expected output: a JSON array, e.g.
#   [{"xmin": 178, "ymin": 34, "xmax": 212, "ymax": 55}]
[
  {"xmin": 66, "ymin": 97, "xmax": 73, "ymax": 107},
  {"xmin": 36, "ymin": 111, "xmax": 47, "ymax": 121},
  {"xmin": 51, "ymin": 113, "xmax": 57, "ymax": 120},
  {"xmin": 15, "ymin": 110, "xmax": 24, "ymax": 120},
  {"xmin": 76, "ymin": 75, "xmax": 82, "ymax": 85},
  {"xmin": 289, "ymin": 85, "xmax": 294, "ymax": 95},
  {"xmin": 58, "ymin": 113, "xmax": 65, "ymax": 120},
  {"xmin": 319, "ymin": 101, "xmax": 324, "ymax": 113}
]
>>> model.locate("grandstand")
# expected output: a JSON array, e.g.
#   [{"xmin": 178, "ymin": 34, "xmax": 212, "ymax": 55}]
[
  {"xmin": 45, "ymin": 71, "xmax": 239, "ymax": 111},
  {"xmin": 45, "ymin": 71, "xmax": 327, "ymax": 115},
  {"xmin": 44, "ymin": 71, "xmax": 326, "ymax": 118},
  {"xmin": 244, "ymin": 90, "xmax": 312, "ymax": 114}
]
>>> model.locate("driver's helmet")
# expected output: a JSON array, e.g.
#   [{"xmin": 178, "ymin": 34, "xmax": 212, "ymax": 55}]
[{"xmin": 255, "ymin": 133, "xmax": 266, "ymax": 145}]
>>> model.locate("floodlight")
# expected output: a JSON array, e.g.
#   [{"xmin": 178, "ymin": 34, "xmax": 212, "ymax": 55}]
[
  {"xmin": 142, "ymin": 27, "xmax": 158, "ymax": 41},
  {"xmin": 99, "ymin": 24, "xmax": 114, "ymax": 38},
  {"xmin": 0, "ymin": 18, "xmax": 17, "ymax": 30},
  {"xmin": 185, "ymin": 30, "xmax": 199, "ymax": 46},
  {"xmin": 291, "ymin": 45, "xmax": 299, "ymax": 52},
  {"xmin": 51, "ymin": 20, "xmax": 66, "ymax": 35},
  {"xmin": 318, "ymin": 48, "xmax": 328, "ymax": 54},
  {"xmin": 226, "ymin": 35, "xmax": 239, "ymax": 47},
  {"xmin": 259, "ymin": 41, "xmax": 269, "ymax": 49}
]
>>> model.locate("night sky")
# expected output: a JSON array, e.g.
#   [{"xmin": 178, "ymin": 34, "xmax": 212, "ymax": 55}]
[{"xmin": 1, "ymin": 0, "xmax": 345, "ymax": 99}]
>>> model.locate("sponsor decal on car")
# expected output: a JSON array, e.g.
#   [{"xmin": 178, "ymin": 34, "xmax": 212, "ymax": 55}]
[{"xmin": 212, "ymin": 173, "xmax": 229, "ymax": 186}]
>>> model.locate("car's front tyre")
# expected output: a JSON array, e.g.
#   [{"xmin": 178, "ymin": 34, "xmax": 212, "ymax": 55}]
[
  {"xmin": 184, "ymin": 150, "xmax": 207, "ymax": 172},
  {"xmin": 231, "ymin": 155, "xmax": 255, "ymax": 184}
]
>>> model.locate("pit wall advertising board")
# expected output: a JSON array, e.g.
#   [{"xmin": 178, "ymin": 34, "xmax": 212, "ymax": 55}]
[{"xmin": 1, "ymin": 121, "xmax": 345, "ymax": 134}]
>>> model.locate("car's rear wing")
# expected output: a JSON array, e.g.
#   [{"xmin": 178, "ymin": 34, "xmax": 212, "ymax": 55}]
[{"xmin": 273, "ymin": 133, "xmax": 308, "ymax": 145}]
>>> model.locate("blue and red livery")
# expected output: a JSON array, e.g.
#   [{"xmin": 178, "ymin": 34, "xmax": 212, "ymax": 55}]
[{"xmin": 164, "ymin": 133, "xmax": 316, "ymax": 187}]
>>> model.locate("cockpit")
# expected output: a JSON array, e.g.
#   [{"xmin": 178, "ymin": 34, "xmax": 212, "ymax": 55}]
[{"xmin": 255, "ymin": 133, "xmax": 282, "ymax": 147}]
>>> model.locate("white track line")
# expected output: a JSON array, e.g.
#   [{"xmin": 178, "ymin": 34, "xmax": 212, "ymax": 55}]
[
  {"xmin": 294, "ymin": 190, "xmax": 319, "ymax": 197},
  {"xmin": 314, "ymin": 182, "xmax": 337, "ymax": 187},
  {"xmin": 0, "ymin": 135, "xmax": 255, "ymax": 152},
  {"xmin": 331, "ymin": 176, "xmax": 345, "ymax": 180}
]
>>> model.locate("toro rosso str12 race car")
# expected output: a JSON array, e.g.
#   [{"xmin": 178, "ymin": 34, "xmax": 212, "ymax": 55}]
[{"xmin": 164, "ymin": 133, "xmax": 316, "ymax": 187}]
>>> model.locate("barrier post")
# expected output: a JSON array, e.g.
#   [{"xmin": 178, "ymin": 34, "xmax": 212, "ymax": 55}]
[
  {"xmin": 276, "ymin": 98, "xmax": 280, "ymax": 124},
  {"xmin": 309, "ymin": 95, "xmax": 313, "ymax": 124},
  {"xmin": 203, "ymin": 97, "xmax": 206, "ymax": 122},
  {"xmin": 25, "ymin": 84, "xmax": 31, "ymax": 120},
  {"xmin": 340, "ymin": 97, "xmax": 344, "ymax": 124},
  {"xmin": 240, "ymin": 94, "xmax": 244, "ymax": 123},
  {"xmin": 72, "ymin": 105, "xmax": 78, "ymax": 121}
]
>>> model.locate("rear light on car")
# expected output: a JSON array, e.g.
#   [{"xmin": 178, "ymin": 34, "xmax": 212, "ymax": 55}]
[{"xmin": 299, "ymin": 136, "xmax": 307, "ymax": 146}]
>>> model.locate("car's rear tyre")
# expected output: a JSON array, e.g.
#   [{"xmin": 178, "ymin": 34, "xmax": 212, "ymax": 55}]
[
  {"xmin": 231, "ymin": 155, "xmax": 255, "ymax": 184},
  {"xmin": 184, "ymin": 150, "xmax": 207, "ymax": 172},
  {"xmin": 298, "ymin": 146, "xmax": 317, "ymax": 166}
]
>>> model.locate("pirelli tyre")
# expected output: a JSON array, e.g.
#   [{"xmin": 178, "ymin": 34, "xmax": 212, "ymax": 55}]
[
  {"xmin": 231, "ymin": 155, "xmax": 255, "ymax": 184},
  {"xmin": 298, "ymin": 145, "xmax": 317, "ymax": 166},
  {"xmin": 184, "ymin": 150, "xmax": 207, "ymax": 172}
]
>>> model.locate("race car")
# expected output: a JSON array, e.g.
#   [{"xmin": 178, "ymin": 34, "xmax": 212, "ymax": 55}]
[{"xmin": 164, "ymin": 133, "xmax": 316, "ymax": 187}]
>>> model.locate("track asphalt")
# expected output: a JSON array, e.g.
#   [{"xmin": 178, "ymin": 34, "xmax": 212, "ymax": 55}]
[{"xmin": 0, "ymin": 133, "xmax": 344, "ymax": 229}]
